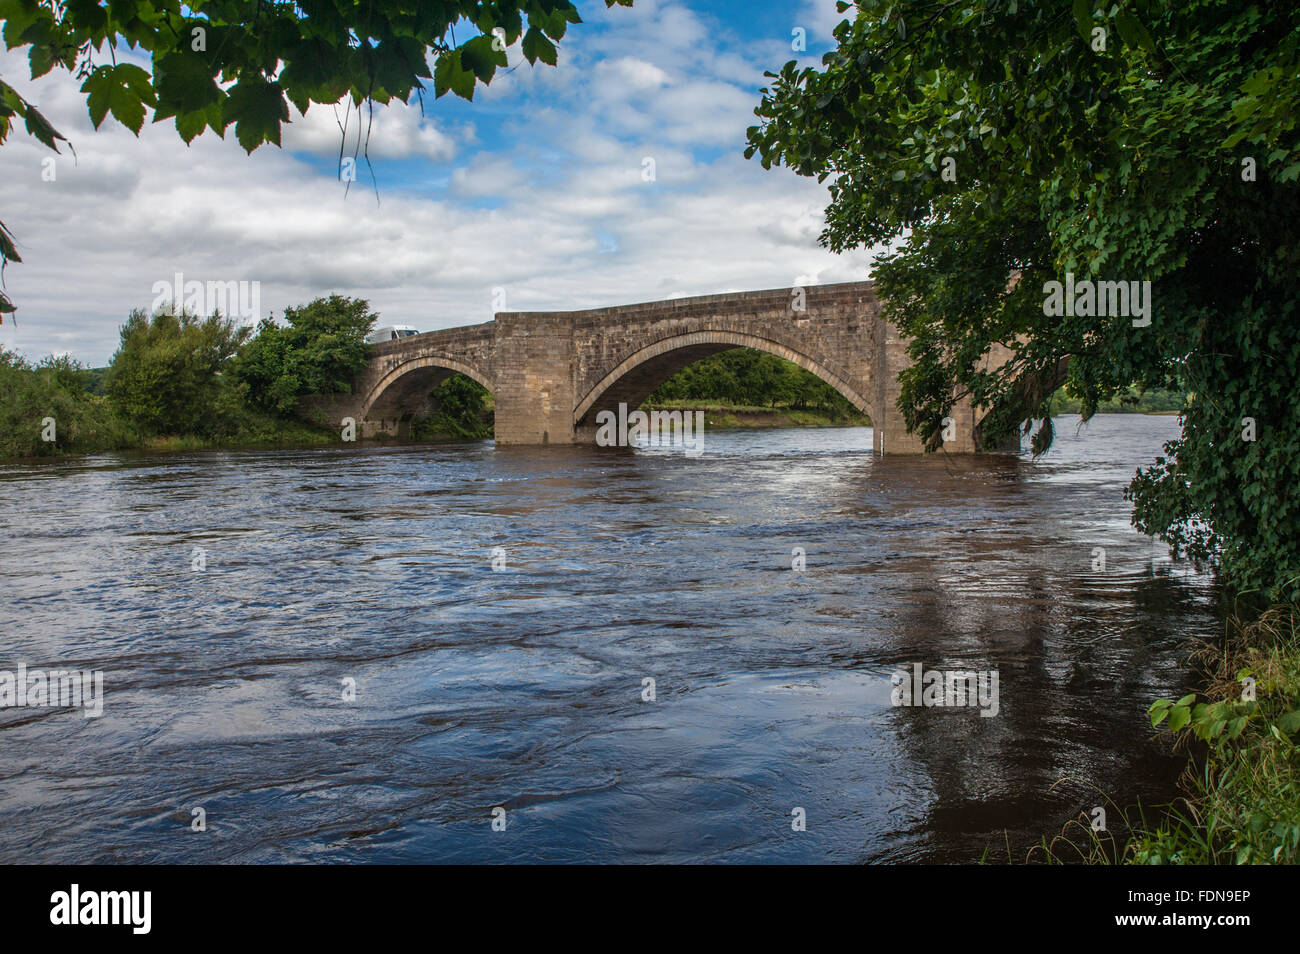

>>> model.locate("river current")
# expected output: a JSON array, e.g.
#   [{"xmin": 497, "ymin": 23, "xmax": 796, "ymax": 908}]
[{"xmin": 0, "ymin": 414, "xmax": 1217, "ymax": 863}]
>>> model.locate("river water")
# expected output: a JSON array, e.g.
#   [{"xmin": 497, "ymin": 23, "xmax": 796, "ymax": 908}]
[{"xmin": 0, "ymin": 414, "xmax": 1218, "ymax": 863}]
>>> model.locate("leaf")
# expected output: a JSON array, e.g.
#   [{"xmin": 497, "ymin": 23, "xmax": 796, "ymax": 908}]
[
  {"xmin": 61, "ymin": 0, "xmax": 108, "ymax": 34},
  {"xmin": 1168, "ymin": 705, "xmax": 1191, "ymax": 732},
  {"xmin": 459, "ymin": 34, "xmax": 507, "ymax": 83},
  {"xmin": 522, "ymin": 25, "xmax": 557, "ymax": 66},
  {"xmin": 1072, "ymin": 0, "xmax": 1093, "ymax": 41},
  {"xmin": 20, "ymin": 102, "xmax": 66, "ymax": 151},
  {"xmin": 0, "ymin": 218, "xmax": 19, "ymax": 263},
  {"xmin": 1114, "ymin": 11, "xmax": 1155, "ymax": 53},
  {"xmin": 174, "ymin": 108, "xmax": 207, "ymax": 144},
  {"xmin": 154, "ymin": 52, "xmax": 222, "ymax": 118},
  {"xmin": 81, "ymin": 63, "xmax": 154, "ymax": 134},
  {"xmin": 28, "ymin": 43, "xmax": 54, "ymax": 79},
  {"xmin": 0, "ymin": 2, "xmax": 38, "ymax": 49},
  {"xmin": 82, "ymin": 67, "xmax": 113, "ymax": 128},
  {"xmin": 1276, "ymin": 710, "xmax": 1300, "ymax": 734},
  {"xmin": 433, "ymin": 49, "xmax": 476, "ymax": 100},
  {"xmin": 222, "ymin": 74, "xmax": 289, "ymax": 152}
]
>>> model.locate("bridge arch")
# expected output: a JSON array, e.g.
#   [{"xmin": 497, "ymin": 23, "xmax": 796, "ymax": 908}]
[
  {"xmin": 573, "ymin": 330, "xmax": 873, "ymax": 429},
  {"xmin": 359, "ymin": 354, "xmax": 494, "ymax": 437}
]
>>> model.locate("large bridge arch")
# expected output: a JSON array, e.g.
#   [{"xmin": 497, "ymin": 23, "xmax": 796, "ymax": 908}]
[
  {"xmin": 359, "ymin": 354, "xmax": 494, "ymax": 438},
  {"xmin": 573, "ymin": 330, "xmax": 874, "ymax": 430}
]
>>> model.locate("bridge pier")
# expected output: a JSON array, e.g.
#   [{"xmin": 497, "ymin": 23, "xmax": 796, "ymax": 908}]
[{"xmin": 492, "ymin": 312, "xmax": 580, "ymax": 445}]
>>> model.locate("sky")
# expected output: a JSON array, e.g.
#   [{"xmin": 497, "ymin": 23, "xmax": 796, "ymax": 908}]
[{"xmin": 0, "ymin": 0, "xmax": 874, "ymax": 366}]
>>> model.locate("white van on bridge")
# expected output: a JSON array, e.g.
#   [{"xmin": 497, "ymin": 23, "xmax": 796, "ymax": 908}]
[{"xmin": 366, "ymin": 325, "xmax": 419, "ymax": 344}]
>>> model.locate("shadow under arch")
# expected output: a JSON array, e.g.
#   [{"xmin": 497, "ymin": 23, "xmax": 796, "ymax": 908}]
[
  {"xmin": 360, "ymin": 355, "xmax": 494, "ymax": 437},
  {"xmin": 573, "ymin": 330, "xmax": 873, "ymax": 429}
]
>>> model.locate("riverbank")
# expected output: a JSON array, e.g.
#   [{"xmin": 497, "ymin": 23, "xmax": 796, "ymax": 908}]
[
  {"xmin": 1136, "ymin": 604, "xmax": 1300, "ymax": 864},
  {"xmin": 644, "ymin": 400, "xmax": 870, "ymax": 430},
  {"xmin": 0, "ymin": 397, "xmax": 338, "ymax": 460},
  {"xmin": 1036, "ymin": 604, "xmax": 1300, "ymax": 864},
  {"xmin": 1051, "ymin": 386, "xmax": 1186, "ymax": 415}
]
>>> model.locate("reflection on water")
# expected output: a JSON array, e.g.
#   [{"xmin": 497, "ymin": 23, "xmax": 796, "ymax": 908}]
[{"xmin": 0, "ymin": 414, "xmax": 1215, "ymax": 863}]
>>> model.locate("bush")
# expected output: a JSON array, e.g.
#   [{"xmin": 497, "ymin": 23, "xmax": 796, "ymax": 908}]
[
  {"xmin": 410, "ymin": 374, "xmax": 493, "ymax": 441},
  {"xmin": 234, "ymin": 295, "xmax": 376, "ymax": 415},
  {"xmin": 1138, "ymin": 606, "xmax": 1300, "ymax": 864},
  {"xmin": 105, "ymin": 307, "xmax": 250, "ymax": 437},
  {"xmin": 648, "ymin": 348, "xmax": 860, "ymax": 416},
  {"xmin": 0, "ymin": 349, "xmax": 134, "ymax": 457}
]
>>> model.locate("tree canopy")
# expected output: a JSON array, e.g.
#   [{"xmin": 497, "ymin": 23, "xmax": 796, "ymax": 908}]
[
  {"xmin": 233, "ymin": 294, "xmax": 376, "ymax": 414},
  {"xmin": 105, "ymin": 305, "xmax": 249, "ymax": 436},
  {"xmin": 0, "ymin": 0, "xmax": 632, "ymax": 314},
  {"xmin": 747, "ymin": 0, "xmax": 1300, "ymax": 599},
  {"xmin": 649, "ymin": 348, "xmax": 861, "ymax": 415}
]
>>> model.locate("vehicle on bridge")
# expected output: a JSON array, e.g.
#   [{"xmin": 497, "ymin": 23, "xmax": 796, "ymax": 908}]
[{"xmin": 366, "ymin": 325, "xmax": 419, "ymax": 344}]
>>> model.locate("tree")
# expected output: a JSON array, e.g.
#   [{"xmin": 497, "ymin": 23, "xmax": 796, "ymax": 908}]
[
  {"xmin": 0, "ymin": 0, "xmax": 633, "ymax": 316},
  {"xmin": 106, "ymin": 306, "xmax": 250, "ymax": 436},
  {"xmin": 234, "ymin": 294, "xmax": 375, "ymax": 414},
  {"xmin": 0, "ymin": 349, "xmax": 130, "ymax": 456},
  {"xmin": 411, "ymin": 373, "xmax": 493, "ymax": 442},
  {"xmin": 746, "ymin": 0, "xmax": 1300, "ymax": 600}
]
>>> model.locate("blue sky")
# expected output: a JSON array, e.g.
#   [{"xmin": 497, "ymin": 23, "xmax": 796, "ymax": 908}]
[{"xmin": 0, "ymin": 0, "xmax": 875, "ymax": 365}]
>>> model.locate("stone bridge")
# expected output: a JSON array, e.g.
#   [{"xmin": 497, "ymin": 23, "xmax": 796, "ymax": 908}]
[{"xmin": 312, "ymin": 281, "xmax": 1013, "ymax": 454}]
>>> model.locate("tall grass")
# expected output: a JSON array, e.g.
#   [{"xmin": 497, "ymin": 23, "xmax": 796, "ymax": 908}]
[
  {"xmin": 1133, "ymin": 603, "xmax": 1300, "ymax": 864},
  {"xmin": 1029, "ymin": 604, "xmax": 1300, "ymax": 864}
]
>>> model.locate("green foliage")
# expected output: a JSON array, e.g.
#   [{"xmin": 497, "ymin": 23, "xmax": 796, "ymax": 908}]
[
  {"xmin": 1, "ymin": 293, "xmax": 375, "ymax": 459},
  {"xmin": 746, "ymin": 0, "xmax": 1300, "ymax": 599},
  {"xmin": 0, "ymin": 0, "xmax": 634, "ymax": 315},
  {"xmin": 1137, "ymin": 606, "xmax": 1300, "ymax": 864},
  {"xmin": 648, "ymin": 348, "xmax": 861, "ymax": 417},
  {"xmin": 1051, "ymin": 385, "xmax": 1185, "ymax": 415},
  {"xmin": 105, "ymin": 306, "xmax": 250, "ymax": 437},
  {"xmin": 0, "ymin": 349, "xmax": 134, "ymax": 457},
  {"xmin": 233, "ymin": 295, "xmax": 376, "ymax": 415},
  {"xmin": 410, "ymin": 374, "xmax": 494, "ymax": 442},
  {"xmin": 0, "ymin": 75, "xmax": 66, "ymax": 315}
]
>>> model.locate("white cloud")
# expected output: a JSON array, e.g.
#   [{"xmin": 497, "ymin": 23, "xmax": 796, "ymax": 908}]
[
  {"xmin": 596, "ymin": 56, "xmax": 671, "ymax": 91},
  {"xmin": 0, "ymin": 4, "xmax": 875, "ymax": 367},
  {"xmin": 280, "ymin": 98, "xmax": 459, "ymax": 161},
  {"xmin": 798, "ymin": 0, "xmax": 853, "ymax": 43}
]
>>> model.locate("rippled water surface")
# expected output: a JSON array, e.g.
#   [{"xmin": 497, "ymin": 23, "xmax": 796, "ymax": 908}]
[{"xmin": 0, "ymin": 415, "xmax": 1218, "ymax": 863}]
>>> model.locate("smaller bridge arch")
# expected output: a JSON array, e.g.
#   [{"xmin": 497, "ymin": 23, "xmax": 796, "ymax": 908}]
[{"xmin": 359, "ymin": 354, "xmax": 494, "ymax": 439}]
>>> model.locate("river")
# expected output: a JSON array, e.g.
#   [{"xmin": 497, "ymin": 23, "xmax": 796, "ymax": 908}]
[{"xmin": 0, "ymin": 413, "xmax": 1218, "ymax": 863}]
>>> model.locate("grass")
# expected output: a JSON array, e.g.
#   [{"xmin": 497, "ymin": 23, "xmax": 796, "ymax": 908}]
[
  {"xmin": 1051, "ymin": 385, "xmax": 1188, "ymax": 415},
  {"xmin": 1131, "ymin": 603, "xmax": 1300, "ymax": 864},
  {"xmin": 643, "ymin": 399, "xmax": 871, "ymax": 429},
  {"xmin": 132, "ymin": 416, "xmax": 337, "ymax": 455},
  {"xmin": 1025, "ymin": 603, "xmax": 1300, "ymax": 864}
]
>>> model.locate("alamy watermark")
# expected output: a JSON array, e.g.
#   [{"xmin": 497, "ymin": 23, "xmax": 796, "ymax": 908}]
[
  {"xmin": 1042, "ymin": 272, "xmax": 1151, "ymax": 327},
  {"xmin": 891, "ymin": 663, "xmax": 999, "ymax": 717},
  {"xmin": 595, "ymin": 403, "xmax": 705, "ymax": 456},
  {"xmin": 0, "ymin": 664, "xmax": 104, "ymax": 718},
  {"xmin": 150, "ymin": 272, "xmax": 261, "ymax": 320},
  {"xmin": 50, "ymin": 885, "xmax": 150, "ymax": 934}
]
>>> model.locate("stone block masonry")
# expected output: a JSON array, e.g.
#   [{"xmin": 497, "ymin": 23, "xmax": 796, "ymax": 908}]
[{"xmin": 309, "ymin": 281, "xmax": 1013, "ymax": 454}]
